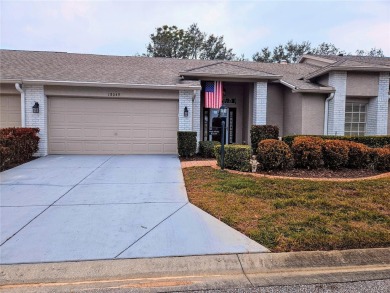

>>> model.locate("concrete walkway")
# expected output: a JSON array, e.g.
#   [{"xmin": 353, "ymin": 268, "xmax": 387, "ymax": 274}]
[{"xmin": 0, "ymin": 155, "xmax": 267, "ymax": 264}]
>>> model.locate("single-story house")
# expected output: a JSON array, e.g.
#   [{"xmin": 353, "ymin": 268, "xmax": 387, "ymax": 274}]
[{"xmin": 0, "ymin": 50, "xmax": 389, "ymax": 156}]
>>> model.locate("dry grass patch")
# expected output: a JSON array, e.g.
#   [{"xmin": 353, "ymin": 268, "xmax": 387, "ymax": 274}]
[{"xmin": 183, "ymin": 167, "xmax": 390, "ymax": 252}]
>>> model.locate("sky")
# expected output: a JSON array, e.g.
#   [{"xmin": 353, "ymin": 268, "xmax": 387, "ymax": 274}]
[{"xmin": 1, "ymin": 0, "xmax": 389, "ymax": 58}]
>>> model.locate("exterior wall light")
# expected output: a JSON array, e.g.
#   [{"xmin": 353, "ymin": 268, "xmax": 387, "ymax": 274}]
[
  {"xmin": 32, "ymin": 102, "xmax": 39, "ymax": 113},
  {"xmin": 184, "ymin": 106, "xmax": 189, "ymax": 117}
]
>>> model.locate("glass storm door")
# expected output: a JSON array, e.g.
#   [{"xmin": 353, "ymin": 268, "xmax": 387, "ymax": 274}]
[{"xmin": 203, "ymin": 108, "xmax": 236, "ymax": 143}]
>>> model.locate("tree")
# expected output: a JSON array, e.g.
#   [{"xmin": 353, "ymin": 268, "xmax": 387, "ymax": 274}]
[
  {"xmin": 252, "ymin": 47, "xmax": 272, "ymax": 63},
  {"xmin": 146, "ymin": 25, "xmax": 186, "ymax": 58},
  {"xmin": 252, "ymin": 40, "xmax": 311, "ymax": 63},
  {"xmin": 356, "ymin": 48, "xmax": 384, "ymax": 57},
  {"xmin": 311, "ymin": 42, "xmax": 345, "ymax": 55},
  {"xmin": 285, "ymin": 40, "xmax": 311, "ymax": 63},
  {"xmin": 235, "ymin": 54, "xmax": 248, "ymax": 61},
  {"xmin": 181, "ymin": 23, "xmax": 205, "ymax": 59},
  {"xmin": 252, "ymin": 41, "xmax": 385, "ymax": 63},
  {"xmin": 200, "ymin": 35, "xmax": 235, "ymax": 60},
  {"xmin": 146, "ymin": 23, "xmax": 235, "ymax": 60}
]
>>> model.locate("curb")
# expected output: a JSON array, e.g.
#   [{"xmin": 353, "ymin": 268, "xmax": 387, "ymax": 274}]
[{"xmin": 1, "ymin": 248, "xmax": 389, "ymax": 292}]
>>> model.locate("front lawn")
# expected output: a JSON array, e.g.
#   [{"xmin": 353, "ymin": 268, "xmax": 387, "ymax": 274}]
[{"xmin": 183, "ymin": 167, "xmax": 390, "ymax": 252}]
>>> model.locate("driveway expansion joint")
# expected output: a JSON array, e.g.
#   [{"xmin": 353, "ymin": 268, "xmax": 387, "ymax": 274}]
[
  {"xmin": 114, "ymin": 202, "xmax": 189, "ymax": 258},
  {"xmin": 1, "ymin": 155, "xmax": 265, "ymax": 264},
  {"xmin": 0, "ymin": 156, "xmax": 112, "ymax": 247}
]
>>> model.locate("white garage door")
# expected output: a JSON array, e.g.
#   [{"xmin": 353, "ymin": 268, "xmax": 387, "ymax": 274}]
[
  {"xmin": 48, "ymin": 97, "xmax": 178, "ymax": 154},
  {"xmin": 0, "ymin": 95, "xmax": 21, "ymax": 128}
]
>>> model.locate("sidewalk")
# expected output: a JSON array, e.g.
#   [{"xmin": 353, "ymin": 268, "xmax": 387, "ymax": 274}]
[{"xmin": 1, "ymin": 248, "xmax": 389, "ymax": 292}]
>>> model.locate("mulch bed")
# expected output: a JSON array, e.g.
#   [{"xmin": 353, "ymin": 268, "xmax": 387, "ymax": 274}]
[
  {"xmin": 180, "ymin": 157, "xmax": 388, "ymax": 179},
  {"xmin": 180, "ymin": 156, "xmax": 215, "ymax": 162},
  {"xmin": 257, "ymin": 167, "xmax": 385, "ymax": 179}
]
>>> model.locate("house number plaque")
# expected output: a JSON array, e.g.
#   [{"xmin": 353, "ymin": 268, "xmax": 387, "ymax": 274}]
[{"xmin": 108, "ymin": 92, "xmax": 121, "ymax": 97}]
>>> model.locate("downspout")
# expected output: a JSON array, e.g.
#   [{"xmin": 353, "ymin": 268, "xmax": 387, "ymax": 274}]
[
  {"xmin": 15, "ymin": 83, "xmax": 26, "ymax": 127},
  {"xmin": 324, "ymin": 93, "xmax": 335, "ymax": 135},
  {"xmin": 192, "ymin": 90, "xmax": 196, "ymax": 131}
]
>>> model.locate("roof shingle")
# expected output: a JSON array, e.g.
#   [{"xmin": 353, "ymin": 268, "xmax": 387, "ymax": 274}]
[{"xmin": 1, "ymin": 50, "xmax": 388, "ymax": 93}]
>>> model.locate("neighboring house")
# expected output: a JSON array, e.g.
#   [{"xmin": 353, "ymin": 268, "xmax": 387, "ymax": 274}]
[{"xmin": 0, "ymin": 50, "xmax": 389, "ymax": 156}]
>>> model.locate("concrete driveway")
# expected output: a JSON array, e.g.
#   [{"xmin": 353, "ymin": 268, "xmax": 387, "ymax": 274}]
[{"xmin": 0, "ymin": 155, "xmax": 267, "ymax": 264}]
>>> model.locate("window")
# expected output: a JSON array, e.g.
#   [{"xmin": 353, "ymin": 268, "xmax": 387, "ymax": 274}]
[{"xmin": 344, "ymin": 102, "xmax": 367, "ymax": 136}]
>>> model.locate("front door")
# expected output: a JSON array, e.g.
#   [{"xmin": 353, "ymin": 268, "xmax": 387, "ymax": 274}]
[{"xmin": 203, "ymin": 108, "xmax": 236, "ymax": 144}]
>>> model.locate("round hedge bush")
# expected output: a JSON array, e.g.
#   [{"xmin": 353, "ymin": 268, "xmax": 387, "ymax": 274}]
[
  {"xmin": 257, "ymin": 139, "xmax": 294, "ymax": 171},
  {"xmin": 291, "ymin": 136, "xmax": 323, "ymax": 169},
  {"xmin": 198, "ymin": 141, "xmax": 220, "ymax": 158},
  {"xmin": 372, "ymin": 148, "xmax": 390, "ymax": 171},
  {"xmin": 346, "ymin": 141, "xmax": 371, "ymax": 169},
  {"xmin": 322, "ymin": 140, "xmax": 349, "ymax": 170}
]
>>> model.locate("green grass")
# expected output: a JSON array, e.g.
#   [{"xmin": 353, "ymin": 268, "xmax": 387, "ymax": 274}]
[{"xmin": 183, "ymin": 167, "xmax": 390, "ymax": 252}]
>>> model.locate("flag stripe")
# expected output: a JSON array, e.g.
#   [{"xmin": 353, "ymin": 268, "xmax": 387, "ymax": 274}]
[{"xmin": 204, "ymin": 81, "xmax": 223, "ymax": 109}]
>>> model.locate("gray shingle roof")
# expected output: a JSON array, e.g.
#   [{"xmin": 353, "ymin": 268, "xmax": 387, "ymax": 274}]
[
  {"xmin": 304, "ymin": 58, "xmax": 390, "ymax": 80},
  {"xmin": 181, "ymin": 62, "xmax": 281, "ymax": 79},
  {"xmin": 1, "ymin": 50, "xmax": 388, "ymax": 93},
  {"xmin": 314, "ymin": 54, "xmax": 390, "ymax": 67}
]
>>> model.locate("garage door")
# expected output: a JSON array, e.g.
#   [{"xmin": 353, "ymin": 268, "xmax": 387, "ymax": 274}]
[
  {"xmin": 48, "ymin": 97, "xmax": 178, "ymax": 154},
  {"xmin": 0, "ymin": 95, "xmax": 21, "ymax": 128}
]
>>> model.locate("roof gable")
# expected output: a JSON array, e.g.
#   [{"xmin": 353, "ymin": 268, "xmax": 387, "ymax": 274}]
[
  {"xmin": 305, "ymin": 57, "xmax": 390, "ymax": 80},
  {"xmin": 180, "ymin": 61, "xmax": 281, "ymax": 80}
]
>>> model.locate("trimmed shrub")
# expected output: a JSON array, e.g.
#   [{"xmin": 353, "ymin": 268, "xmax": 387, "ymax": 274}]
[
  {"xmin": 322, "ymin": 140, "xmax": 349, "ymax": 170},
  {"xmin": 257, "ymin": 139, "xmax": 294, "ymax": 171},
  {"xmin": 291, "ymin": 136, "xmax": 323, "ymax": 169},
  {"xmin": 283, "ymin": 135, "xmax": 390, "ymax": 148},
  {"xmin": 0, "ymin": 127, "xmax": 40, "ymax": 170},
  {"xmin": 177, "ymin": 131, "xmax": 197, "ymax": 158},
  {"xmin": 346, "ymin": 141, "xmax": 371, "ymax": 169},
  {"xmin": 250, "ymin": 125, "xmax": 279, "ymax": 153},
  {"xmin": 372, "ymin": 148, "xmax": 390, "ymax": 171},
  {"xmin": 0, "ymin": 146, "xmax": 11, "ymax": 169},
  {"xmin": 215, "ymin": 144, "xmax": 251, "ymax": 172},
  {"xmin": 383, "ymin": 144, "xmax": 390, "ymax": 149},
  {"xmin": 198, "ymin": 141, "xmax": 220, "ymax": 158}
]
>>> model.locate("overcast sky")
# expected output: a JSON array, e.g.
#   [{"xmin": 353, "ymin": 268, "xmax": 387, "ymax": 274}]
[{"xmin": 1, "ymin": 0, "xmax": 389, "ymax": 58}]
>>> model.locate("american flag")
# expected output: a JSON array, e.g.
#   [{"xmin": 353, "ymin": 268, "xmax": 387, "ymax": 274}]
[{"xmin": 204, "ymin": 81, "xmax": 223, "ymax": 109}]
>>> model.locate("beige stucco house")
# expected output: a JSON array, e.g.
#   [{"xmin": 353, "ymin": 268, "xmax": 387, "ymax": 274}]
[{"xmin": 0, "ymin": 50, "xmax": 389, "ymax": 156}]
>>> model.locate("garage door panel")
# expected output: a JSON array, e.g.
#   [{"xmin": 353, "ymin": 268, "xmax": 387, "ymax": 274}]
[
  {"xmin": 132, "ymin": 129, "xmax": 148, "ymax": 139},
  {"xmin": 149, "ymin": 129, "xmax": 163, "ymax": 139},
  {"xmin": 48, "ymin": 97, "xmax": 178, "ymax": 154},
  {"xmin": 132, "ymin": 115, "xmax": 148, "ymax": 124},
  {"xmin": 164, "ymin": 128, "xmax": 177, "ymax": 136},
  {"xmin": 132, "ymin": 143, "xmax": 148, "ymax": 153},
  {"xmin": 84, "ymin": 128, "xmax": 99, "ymax": 138},
  {"xmin": 164, "ymin": 143, "xmax": 177, "ymax": 153},
  {"xmin": 149, "ymin": 144, "xmax": 163, "ymax": 152},
  {"xmin": 84, "ymin": 142, "xmax": 99, "ymax": 152}
]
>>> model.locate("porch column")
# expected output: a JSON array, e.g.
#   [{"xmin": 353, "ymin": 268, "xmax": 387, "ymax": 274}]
[
  {"xmin": 252, "ymin": 81, "xmax": 267, "ymax": 125},
  {"xmin": 192, "ymin": 89, "xmax": 201, "ymax": 144},
  {"xmin": 327, "ymin": 72, "xmax": 347, "ymax": 136},
  {"xmin": 24, "ymin": 85, "xmax": 48, "ymax": 156},
  {"xmin": 366, "ymin": 72, "xmax": 389, "ymax": 135}
]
